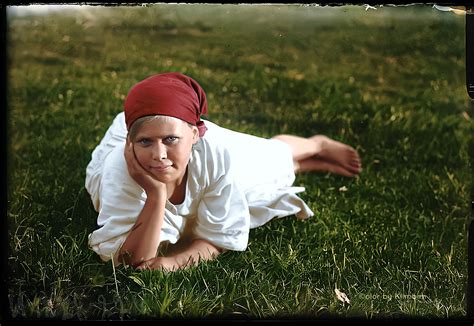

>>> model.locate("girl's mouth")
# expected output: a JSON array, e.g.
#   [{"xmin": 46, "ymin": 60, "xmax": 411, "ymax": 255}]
[{"xmin": 150, "ymin": 165, "xmax": 172, "ymax": 172}]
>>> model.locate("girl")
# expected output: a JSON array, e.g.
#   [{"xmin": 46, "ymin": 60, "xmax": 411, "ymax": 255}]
[{"xmin": 85, "ymin": 72, "xmax": 362, "ymax": 271}]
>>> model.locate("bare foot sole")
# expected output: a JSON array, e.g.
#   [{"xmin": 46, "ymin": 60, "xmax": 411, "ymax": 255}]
[
  {"xmin": 311, "ymin": 135, "xmax": 362, "ymax": 174},
  {"xmin": 296, "ymin": 157, "xmax": 361, "ymax": 177}
]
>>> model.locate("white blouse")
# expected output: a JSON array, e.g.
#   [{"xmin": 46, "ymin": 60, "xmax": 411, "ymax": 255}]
[{"xmin": 86, "ymin": 112, "xmax": 314, "ymax": 263}]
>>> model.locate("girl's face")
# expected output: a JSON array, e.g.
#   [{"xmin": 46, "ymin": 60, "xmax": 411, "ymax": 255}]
[{"xmin": 131, "ymin": 117, "xmax": 199, "ymax": 186}]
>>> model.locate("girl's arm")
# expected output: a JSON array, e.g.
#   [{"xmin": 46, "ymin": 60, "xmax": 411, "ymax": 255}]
[
  {"xmin": 118, "ymin": 189, "xmax": 166, "ymax": 267},
  {"xmin": 137, "ymin": 238, "xmax": 222, "ymax": 271},
  {"xmin": 118, "ymin": 139, "xmax": 168, "ymax": 268}
]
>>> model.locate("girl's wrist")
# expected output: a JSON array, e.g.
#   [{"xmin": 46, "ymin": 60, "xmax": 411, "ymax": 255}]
[{"xmin": 145, "ymin": 183, "xmax": 167, "ymax": 199}]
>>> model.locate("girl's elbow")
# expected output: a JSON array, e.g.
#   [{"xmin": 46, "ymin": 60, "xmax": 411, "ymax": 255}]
[{"xmin": 117, "ymin": 248, "xmax": 145, "ymax": 268}]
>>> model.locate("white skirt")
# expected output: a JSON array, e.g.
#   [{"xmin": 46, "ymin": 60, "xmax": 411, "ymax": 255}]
[{"xmin": 201, "ymin": 120, "xmax": 314, "ymax": 228}]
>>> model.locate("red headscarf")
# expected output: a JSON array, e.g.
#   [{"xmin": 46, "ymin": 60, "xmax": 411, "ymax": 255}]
[{"xmin": 124, "ymin": 72, "xmax": 208, "ymax": 137}]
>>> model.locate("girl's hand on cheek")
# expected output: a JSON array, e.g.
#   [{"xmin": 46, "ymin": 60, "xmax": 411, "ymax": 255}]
[{"xmin": 125, "ymin": 138, "xmax": 167, "ymax": 197}]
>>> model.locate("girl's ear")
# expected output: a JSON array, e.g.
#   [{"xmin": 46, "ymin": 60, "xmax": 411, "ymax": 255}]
[{"xmin": 192, "ymin": 126, "xmax": 199, "ymax": 144}]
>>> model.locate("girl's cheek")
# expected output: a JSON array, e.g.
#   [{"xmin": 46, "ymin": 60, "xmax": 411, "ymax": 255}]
[{"xmin": 133, "ymin": 148, "xmax": 148, "ymax": 165}]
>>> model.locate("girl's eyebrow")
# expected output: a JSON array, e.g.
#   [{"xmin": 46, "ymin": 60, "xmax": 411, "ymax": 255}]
[
  {"xmin": 161, "ymin": 134, "xmax": 181, "ymax": 139},
  {"xmin": 135, "ymin": 133, "xmax": 181, "ymax": 139}
]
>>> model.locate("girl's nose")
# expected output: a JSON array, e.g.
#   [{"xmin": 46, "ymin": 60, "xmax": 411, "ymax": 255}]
[{"xmin": 152, "ymin": 143, "xmax": 167, "ymax": 160}]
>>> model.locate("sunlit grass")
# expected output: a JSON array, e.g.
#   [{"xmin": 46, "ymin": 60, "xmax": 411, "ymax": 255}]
[{"xmin": 6, "ymin": 4, "xmax": 471, "ymax": 320}]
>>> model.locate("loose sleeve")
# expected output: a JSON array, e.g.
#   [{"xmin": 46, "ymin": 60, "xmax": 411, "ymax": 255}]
[
  {"xmin": 194, "ymin": 149, "xmax": 250, "ymax": 252},
  {"xmin": 87, "ymin": 143, "xmax": 184, "ymax": 263},
  {"xmin": 85, "ymin": 112, "xmax": 128, "ymax": 212}
]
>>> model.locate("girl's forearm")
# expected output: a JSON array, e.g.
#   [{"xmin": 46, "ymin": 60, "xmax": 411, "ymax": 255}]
[
  {"xmin": 118, "ymin": 192, "xmax": 166, "ymax": 267},
  {"xmin": 171, "ymin": 239, "xmax": 222, "ymax": 269}
]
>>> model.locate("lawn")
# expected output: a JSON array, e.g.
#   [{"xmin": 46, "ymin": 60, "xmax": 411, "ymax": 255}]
[{"xmin": 5, "ymin": 4, "xmax": 471, "ymax": 320}]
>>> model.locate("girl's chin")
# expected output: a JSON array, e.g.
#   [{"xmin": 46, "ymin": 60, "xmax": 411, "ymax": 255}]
[{"xmin": 152, "ymin": 173, "xmax": 172, "ymax": 182}]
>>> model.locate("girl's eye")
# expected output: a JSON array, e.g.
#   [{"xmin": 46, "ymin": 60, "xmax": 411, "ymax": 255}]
[
  {"xmin": 138, "ymin": 138, "xmax": 152, "ymax": 146},
  {"xmin": 164, "ymin": 136, "xmax": 178, "ymax": 144}
]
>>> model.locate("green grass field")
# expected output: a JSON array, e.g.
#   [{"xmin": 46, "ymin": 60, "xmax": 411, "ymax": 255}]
[{"xmin": 6, "ymin": 4, "xmax": 472, "ymax": 320}]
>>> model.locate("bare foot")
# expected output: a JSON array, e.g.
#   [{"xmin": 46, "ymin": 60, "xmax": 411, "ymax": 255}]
[
  {"xmin": 310, "ymin": 135, "xmax": 362, "ymax": 176},
  {"xmin": 296, "ymin": 157, "xmax": 360, "ymax": 177}
]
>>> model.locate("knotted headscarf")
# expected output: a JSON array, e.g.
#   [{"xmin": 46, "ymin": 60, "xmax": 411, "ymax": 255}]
[{"xmin": 124, "ymin": 72, "xmax": 208, "ymax": 137}]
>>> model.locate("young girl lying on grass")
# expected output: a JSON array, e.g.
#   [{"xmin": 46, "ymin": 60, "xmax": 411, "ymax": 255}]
[{"xmin": 85, "ymin": 72, "xmax": 362, "ymax": 271}]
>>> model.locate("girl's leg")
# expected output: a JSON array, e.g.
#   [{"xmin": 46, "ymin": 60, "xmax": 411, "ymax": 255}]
[{"xmin": 271, "ymin": 134, "xmax": 362, "ymax": 176}]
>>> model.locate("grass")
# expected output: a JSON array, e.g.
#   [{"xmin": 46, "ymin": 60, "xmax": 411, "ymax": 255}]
[{"xmin": 5, "ymin": 4, "xmax": 471, "ymax": 320}]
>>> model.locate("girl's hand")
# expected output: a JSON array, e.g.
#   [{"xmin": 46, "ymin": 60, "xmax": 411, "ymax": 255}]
[
  {"xmin": 136, "ymin": 256, "xmax": 181, "ymax": 272},
  {"xmin": 124, "ymin": 137, "xmax": 167, "ymax": 197},
  {"xmin": 135, "ymin": 239, "xmax": 221, "ymax": 272}
]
